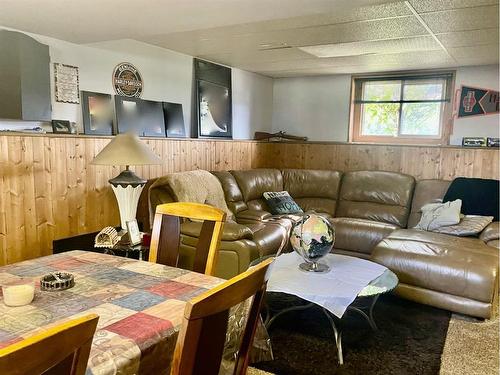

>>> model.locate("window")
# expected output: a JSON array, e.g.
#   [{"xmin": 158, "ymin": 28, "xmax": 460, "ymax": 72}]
[{"xmin": 350, "ymin": 73, "xmax": 454, "ymax": 144}]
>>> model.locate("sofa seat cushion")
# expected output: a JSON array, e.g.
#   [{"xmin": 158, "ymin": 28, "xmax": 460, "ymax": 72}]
[
  {"xmin": 181, "ymin": 221, "xmax": 253, "ymax": 241},
  {"xmin": 235, "ymin": 209, "xmax": 272, "ymax": 224},
  {"xmin": 330, "ymin": 218, "xmax": 398, "ymax": 255},
  {"xmin": 372, "ymin": 229, "xmax": 498, "ymax": 303}
]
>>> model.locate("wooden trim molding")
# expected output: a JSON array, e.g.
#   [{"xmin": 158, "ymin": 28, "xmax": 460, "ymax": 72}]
[{"xmin": 0, "ymin": 134, "xmax": 498, "ymax": 265}]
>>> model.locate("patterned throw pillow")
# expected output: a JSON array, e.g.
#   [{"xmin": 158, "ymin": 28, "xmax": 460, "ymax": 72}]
[
  {"xmin": 263, "ymin": 191, "xmax": 303, "ymax": 215},
  {"xmin": 414, "ymin": 199, "xmax": 462, "ymax": 231},
  {"xmin": 432, "ymin": 215, "xmax": 494, "ymax": 236}
]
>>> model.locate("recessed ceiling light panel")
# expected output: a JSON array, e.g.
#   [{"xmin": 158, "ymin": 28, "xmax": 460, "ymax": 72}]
[{"xmin": 298, "ymin": 36, "xmax": 440, "ymax": 57}]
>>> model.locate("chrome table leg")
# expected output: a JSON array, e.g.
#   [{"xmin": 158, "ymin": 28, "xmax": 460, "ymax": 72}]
[{"xmin": 322, "ymin": 308, "xmax": 343, "ymax": 365}]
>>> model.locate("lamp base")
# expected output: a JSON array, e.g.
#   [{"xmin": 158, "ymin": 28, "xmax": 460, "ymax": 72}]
[
  {"xmin": 109, "ymin": 168, "xmax": 146, "ymax": 230},
  {"xmin": 109, "ymin": 168, "xmax": 147, "ymax": 187}
]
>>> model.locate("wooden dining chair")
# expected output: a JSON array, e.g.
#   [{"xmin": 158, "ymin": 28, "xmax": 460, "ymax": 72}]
[
  {"xmin": 0, "ymin": 314, "xmax": 99, "ymax": 375},
  {"xmin": 170, "ymin": 257, "xmax": 274, "ymax": 375},
  {"xmin": 148, "ymin": 202, "xmax": 227, "ymax": 275}
]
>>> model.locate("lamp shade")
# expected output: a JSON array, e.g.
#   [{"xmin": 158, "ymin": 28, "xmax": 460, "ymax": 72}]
[{"xmin": 91, "ymin": 133, "xmax": 161, "ymax": 166}]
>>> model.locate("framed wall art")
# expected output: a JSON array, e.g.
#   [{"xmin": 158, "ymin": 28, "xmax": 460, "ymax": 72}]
[
  {"xmin": 196, "ymin": 80, "xmax": 232, "ymax": 138},
  {"xmin": 81, "ymin": 91, "xmax": 114, "ymax": 135},
  {"xmin": 193, "ymin": 58, "xmax": 232, "ymax": 138},
  {"xmin": 54, "ymin": 63, "xmax": 80, "ymax": 104},
  {"xmin": 51, "ymin": 120, "xmax": 76, "ymax": 134},
  {"xmin": 115, "ymin": 96, "xmax": 165, "ymax": 137}
]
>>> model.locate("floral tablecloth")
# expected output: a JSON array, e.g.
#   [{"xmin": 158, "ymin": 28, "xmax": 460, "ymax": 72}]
[{"xmin": 0, "ymin": 250, "xmax": 224, "ymax": 374}]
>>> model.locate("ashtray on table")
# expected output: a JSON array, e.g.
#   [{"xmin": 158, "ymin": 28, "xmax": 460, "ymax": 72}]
[{"xmin": 40, "ymin": 272, "xmax": 75, "ymax": 291}]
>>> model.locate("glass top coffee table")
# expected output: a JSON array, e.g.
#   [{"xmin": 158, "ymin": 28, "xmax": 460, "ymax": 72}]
[{"xmin": 260, "ymin": 258, "xmax": 398, "ymax": 365}]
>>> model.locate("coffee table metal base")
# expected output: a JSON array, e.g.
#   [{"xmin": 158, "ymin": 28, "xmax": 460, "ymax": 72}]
[{"xmin": 264, "ymin": 295, "xmax": 380, "ymax": 365}]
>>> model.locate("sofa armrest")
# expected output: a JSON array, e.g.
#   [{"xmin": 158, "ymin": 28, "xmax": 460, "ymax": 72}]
[
  {"xmin": 480, "ymin": 221, "xmax": 500, "ymax": 243},
  {"xmin": 181, "ymin": 221, "xmax": 253, "ymax": 241},
  {"xmin": 235, "ymin": 209, "xmax": 272, "ymax": 224}
]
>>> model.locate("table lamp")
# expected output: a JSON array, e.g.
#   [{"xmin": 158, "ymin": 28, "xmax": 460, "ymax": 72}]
[{"xmin": 91, "ymin": 133, "xmax": 161, "ymax": 233}]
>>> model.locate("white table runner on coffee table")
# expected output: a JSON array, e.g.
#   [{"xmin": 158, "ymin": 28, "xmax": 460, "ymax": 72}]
[{"xmin": 267, "ymin": 252, "xmax": 386, "ymax": 318}]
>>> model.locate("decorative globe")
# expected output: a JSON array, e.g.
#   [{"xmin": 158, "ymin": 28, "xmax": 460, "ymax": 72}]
[{"xmin": 290, "ymin": 213, "xmax": 335, "ymax": 272}]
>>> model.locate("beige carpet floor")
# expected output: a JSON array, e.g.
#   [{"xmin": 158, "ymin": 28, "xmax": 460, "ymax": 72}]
[{"xmin": 440, "ymin": 307, "xmax": 499, "ymax": 375}]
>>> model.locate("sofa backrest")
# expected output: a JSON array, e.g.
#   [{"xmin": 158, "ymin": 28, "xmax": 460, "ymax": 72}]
[
  {"xmin": 211, "ymin": 171, "xmax": 248, "ymax": 214},
  {"xmin": 407, "ymin": 179, "xmax": 451, "ymax": 228},
  {"xmin": 230, "ymin": 169, "xmax": 283, "ymax": 211},
  {"xmin": 282, "ymin": 169, "xmax": 343, "ymax": 216},
  {"xmin": 336, "ymin": 171, "xmax": 415, "ymax": 227}
]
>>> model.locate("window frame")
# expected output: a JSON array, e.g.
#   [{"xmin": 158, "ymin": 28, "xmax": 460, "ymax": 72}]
[{"xmin": 349, "ymin": 71, "xmax": 455, "ymax": 145}]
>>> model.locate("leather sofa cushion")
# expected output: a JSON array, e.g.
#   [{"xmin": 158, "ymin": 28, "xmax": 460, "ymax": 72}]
[
  {"xmin": 282, "ymin": 169, "xmax": 342, "ymax": 199},
  {"xmin": 480, "ymin": 221, "xmax": 500, "ymax": 242},
  {"xmin": 372, "ymin": 229, "xmax": 498, "ymax": 303},
  {"xmin": 294, "ymin": 197, "xmax": 337, "ymax": 216},
  {"xmin": 235, "ymin": 209, "xmax": 272, "ymax": 224},
  {"xmin": 282, "ymin": 169, "xmax": 342, "ymax": 216},
  {"xmin": 247, "ymin": 199, "xmax": 271, "ymax": 212},
  {"xmin": 247, "ymin": 222, "xmax": 288, "ymax": 257},
  {"xmin": 181, "ymin": 221, "xmax": 253, "ymax": 241},
  {"xmin": 408, "ymin": 179, "xmax": 451, "ymax": 228},
  {"xmin": 336, "ymin": 171, "xmax": 415, "ymax": 227},
  {"xmin": 231, "ymin": 169, "xmax": 283, "ymax": 202},
  {"xmin": 211, "ymin": 171, "xmax": 247, "ymax": 214},
  {"xmin": 330, "ymin": 218, "xmax": 397, "ymax": 255},
  {"xmin": 487, "ymin": 240, "xmax": 500, "ymax": 249}
]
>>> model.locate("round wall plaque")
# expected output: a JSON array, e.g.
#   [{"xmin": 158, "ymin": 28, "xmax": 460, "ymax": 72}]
[{"xmin": 112, "ymin": 62, "xmax": 143, "ymax": 97}]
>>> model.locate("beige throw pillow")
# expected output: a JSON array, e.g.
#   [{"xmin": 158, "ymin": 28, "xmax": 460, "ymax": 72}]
[
  {"xmin": 432, "ymin": 215, "xmax": 494, "ymax": 236},
  {"xmin": 414, "ymin": 199, "xmax": 462, "ymax": 231}
]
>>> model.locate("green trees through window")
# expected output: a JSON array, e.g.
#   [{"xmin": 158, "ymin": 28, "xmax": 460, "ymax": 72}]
[{"xmin": 355, "ymin": 75, "xmax": 451, "ymax": 139}]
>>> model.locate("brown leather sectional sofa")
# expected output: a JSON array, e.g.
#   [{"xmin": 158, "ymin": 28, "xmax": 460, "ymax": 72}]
[{"xmin": 148, "ymin": 168, "xmax": 499, "ymax": 319}]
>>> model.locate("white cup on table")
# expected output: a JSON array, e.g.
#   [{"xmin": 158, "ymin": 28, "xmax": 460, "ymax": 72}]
[{"xmin": 2, "ymin": 279, "xmax": 35, "ymax": 307}]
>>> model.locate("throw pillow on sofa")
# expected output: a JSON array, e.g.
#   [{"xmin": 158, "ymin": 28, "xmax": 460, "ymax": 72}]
[
  {"xmin": 263, "ymin": 191, "xmax": 303, "ymax": 215},
  {"xmin": 432, "ymin": 215, "xmax": 494, "ymax": 236},
  {"xmin": 414, "ymin": 199, "xmax": 462, "ymax": 231}
]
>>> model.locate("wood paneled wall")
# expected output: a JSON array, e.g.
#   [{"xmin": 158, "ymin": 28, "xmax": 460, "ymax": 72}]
[
  {"xmin": 253, "ymin": 142, "xmax": 500, "ymax": 180},
  {"xmin": 0, "ymin": 135, "xmax": 498, "ymax": 265},
  {"xmin": 0, "ymin": 135, "xmax": 257, "ymax": 265}
]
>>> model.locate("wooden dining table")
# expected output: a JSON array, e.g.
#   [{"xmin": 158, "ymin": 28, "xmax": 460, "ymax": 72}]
[{"xmin": 0, "ymin": 250, "xmax": 225, "ymax": 374}]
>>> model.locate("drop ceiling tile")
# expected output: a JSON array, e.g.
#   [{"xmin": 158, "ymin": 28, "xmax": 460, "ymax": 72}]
[
  {"xmin": 454, "ymin": 56, "xmax": 500, "ymax": 66},
  {"xmin": 146, "ymin": 15, "xmax": 429, "ymax": 57},
  {"xmin": 436, "ymin": 28, "xmax": 499, "ymax": 47},
  {"xmin": 271, "ymin": 16, "xmax": 429, "ymax": 47},
  {"xmin": 420, "ymin": 5, "xmax": 499, "ymax": 33},
  {"xmin": 239, "ymin": 50, "xmax": 454, "ymax": 73},
  {"xmin": 199, "ymin": 47, "xmax": 313, "ymax": 66},
  {"xmin": 448, "ymin": 43, "xmax": 499, "ymax": 59},
  {"xmin": 260, "ymin": 60, "xmax": 457, "ymax": 77},
  {"xmin": 255, "ymin": 1, "xmax": 413, "ymax": 31},
  {"xmin": 409, "ymin": 0, "xmax": 499, "ymax": 13}
]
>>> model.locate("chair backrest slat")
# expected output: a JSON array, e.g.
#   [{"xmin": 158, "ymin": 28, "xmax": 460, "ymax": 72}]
[
  {"xmin": 149, "ymin": 202, "xmax": 226, "ymax": 275},
  {"xmin": 0, "ymin": 314, "xmax": 99, "ymax": 375},
  {"xmin": 171, "ymin": 257, "xmax": 274, "ymax": 375}
]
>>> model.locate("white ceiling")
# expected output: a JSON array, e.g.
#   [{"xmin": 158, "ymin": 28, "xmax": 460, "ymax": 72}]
[{"xmin": 0, "ymin": 0, "xmax": 498, "ymax": 77}]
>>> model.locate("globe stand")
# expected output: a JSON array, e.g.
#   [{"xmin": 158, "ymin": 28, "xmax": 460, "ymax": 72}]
[{"xmin": 299, "ymin": 261, "xmax": 330, "ymax": 273}]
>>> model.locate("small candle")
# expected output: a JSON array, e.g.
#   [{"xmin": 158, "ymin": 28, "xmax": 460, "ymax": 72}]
[{"xmin": 2, "ymin": 281, "xmax": 35, "ymax": 307}]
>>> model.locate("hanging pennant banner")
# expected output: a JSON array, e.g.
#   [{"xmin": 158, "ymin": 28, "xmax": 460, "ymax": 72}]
[{"xmin": 458, "ymin": 85, "xmax": 499, "ymax": 118}]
